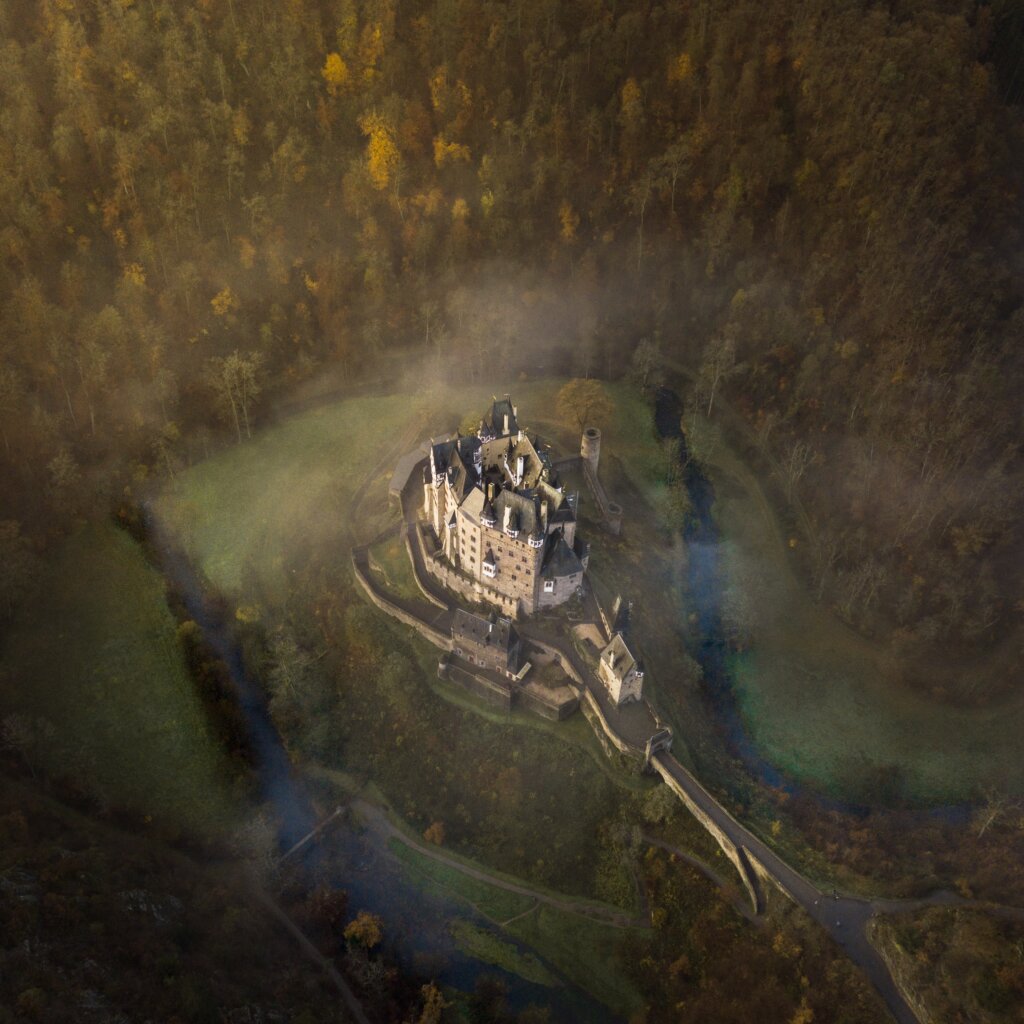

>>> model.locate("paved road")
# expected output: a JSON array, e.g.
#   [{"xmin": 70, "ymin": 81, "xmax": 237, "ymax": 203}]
[{"xmin": 651, "ymin": 750, "xmax": 921, "ymax": 1024}]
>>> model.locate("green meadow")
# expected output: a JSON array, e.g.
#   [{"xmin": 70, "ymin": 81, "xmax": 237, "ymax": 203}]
[
  {"xmin": 692, "ymin": 415, "xmax": 1024, "ymax": 802},
  {"xmin": 0, "ymin": 522, "xmax": 237, "ymax": 835}
]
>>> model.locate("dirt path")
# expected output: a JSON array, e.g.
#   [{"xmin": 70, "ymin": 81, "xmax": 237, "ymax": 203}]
[
  {"xmin": 249, "ymin": 876, "xmax": 371, "ymax": 1024},
  {"xmin": 351, "ymin": 798, "xmax": 648, "ymax": 930}
]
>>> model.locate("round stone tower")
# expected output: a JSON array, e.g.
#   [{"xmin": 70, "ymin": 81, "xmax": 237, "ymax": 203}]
[{"xmin": 581, "ymin": 427, "xmax": 601, "ymax": 474}]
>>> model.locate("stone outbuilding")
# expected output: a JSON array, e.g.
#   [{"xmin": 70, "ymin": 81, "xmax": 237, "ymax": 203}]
[
  {"xmin": 451, "ymin": 609, "xmax": 522, "ymax": 678},
  {"xmin": 598, "ymin": 632, "xmax": 644, "ymax": 706}
]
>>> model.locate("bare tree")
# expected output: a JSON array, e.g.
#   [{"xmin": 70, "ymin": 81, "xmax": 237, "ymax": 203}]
[
  {"xmin": 780, "ymin": 440, "xmax": 812, "ymax": 504},
  {"xmin": 697, "ymin": 335, "xmax": 736, "ymax": 417},
  {"xmin": 206, "ymin": 351, "xmax": 264, "ymax": 441}
]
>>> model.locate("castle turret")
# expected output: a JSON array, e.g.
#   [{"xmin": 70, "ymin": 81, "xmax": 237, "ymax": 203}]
[{"xmin": 581, "ymin": 427, "xmax": 601, "ymax": 474}]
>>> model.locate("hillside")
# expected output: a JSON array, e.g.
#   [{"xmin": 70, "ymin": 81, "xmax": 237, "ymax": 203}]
[{"xmin": 0, "ymin": 0, "xmax": 1020, "ymax": 705}]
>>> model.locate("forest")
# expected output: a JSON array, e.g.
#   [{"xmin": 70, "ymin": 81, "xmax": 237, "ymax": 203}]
[
  {"xmin": 0, "ymin": 0, "xmax": 1022, "ymax": 1021},
  {"xmin": 0, "ymin": 0, "xmax": 1021, "ymax": 703}
]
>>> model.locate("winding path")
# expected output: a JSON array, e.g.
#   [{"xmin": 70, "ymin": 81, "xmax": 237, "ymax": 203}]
[{"xmin": 351, "ymin": 799, "xmax": 648, "ymax": 930}]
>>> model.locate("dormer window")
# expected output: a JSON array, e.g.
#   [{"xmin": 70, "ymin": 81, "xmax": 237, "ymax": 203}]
[
  {"xmin": 503, "ymin": 504, "xmax": 519, "ymax": 538},
  {"xmin": 543, "ymin": 580, "xmax": 555, "ymax": 594},
  {"xmin": 483, "ymin": 549, "xmax": 497, "ymax": 578}
]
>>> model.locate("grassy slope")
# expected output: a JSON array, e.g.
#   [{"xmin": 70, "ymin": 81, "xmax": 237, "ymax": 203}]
[
  {"xmin": 390, "ymin": 839, "xmax": 645, "ymax": 1016},
  {"xmin": 0, "ymin": 522, "xmax": 236, "ymax": 835},
  {"xmin": 156, "ymin": 393, "xmax": 423, "ymax": 597},
  {"xmin": 690, "ymin": 416, "xmax": 1024, "ymax": 802}
]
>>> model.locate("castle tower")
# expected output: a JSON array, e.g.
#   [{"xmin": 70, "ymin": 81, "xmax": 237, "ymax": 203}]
[{"xmin": 581, "ymin": 427, "xmax": 601, "ymax": 474}]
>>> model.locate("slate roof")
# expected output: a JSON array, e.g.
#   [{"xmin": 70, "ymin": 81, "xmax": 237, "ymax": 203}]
[
  {"xmin": 541, "ymin": 530, "xmax": 584, "ymax": 578},
  {"xmin": 493, "ymin": 489, "xmax": 539, "ymax": 535},
  {"xmin": 483, "ymin": 396, "xmax": 518, "ymax": 437},
  {"xmin": 600, "ymin": 632, "xmax": 641, "ymax": 680},
  {"xmin": 452, "ymin": 609, "xmax": 518, "ymax": 651}
]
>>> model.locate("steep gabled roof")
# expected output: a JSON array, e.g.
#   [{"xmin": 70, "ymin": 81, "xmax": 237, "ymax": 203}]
[
  {"xmin": 493, "ymin": 489, "xmax": 538, "ymax": 535},
  {"xmin": 483, "ymin": 396, "xmax": 518, "ymax": 437},
  {"xmin": 452, "ymin": 608, "xmax": 519, "ymax": 651},
  {"xmin": 600, "ymin": 632, "xmax": 641, "ymax": 681},
  {"xmin": 541, "ymin": 531, "xmax": 584, "ymax": 578}
]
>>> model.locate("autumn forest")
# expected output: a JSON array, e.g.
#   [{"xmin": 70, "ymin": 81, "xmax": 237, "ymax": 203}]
[{"xmin": 0, "ymin": 0, "xmax": 1023, "ymax": 1020}]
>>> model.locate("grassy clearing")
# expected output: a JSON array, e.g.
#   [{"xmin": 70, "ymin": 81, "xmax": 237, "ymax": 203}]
[
  {"xmin": 388, "ymin": 838, "xmax": 536, "ymax": 921},
  {"xmin": 507, "ymin": 904, "xmax": 645, "ymax": 1015},
  {"xmin": 691, "ymin": 415, "xmax": 1024, "ymax": 802},
  {"xmin": 390, "ymin": 838, "xmax": 645, "ymax": 1016},
  {"xmin": 155, "ymin": 393, "xmax": 424, "ymax": 599},
  {"xmin": 367, "ymin": 533, "xmax": 422, "ymax": 605},
  {"xmin": 448, "ymin": 920, "xmax": 560, "ymax": 987},
  {"xmin": 0, "ymin": 522, "xmax": 237, "ymax": 835}
]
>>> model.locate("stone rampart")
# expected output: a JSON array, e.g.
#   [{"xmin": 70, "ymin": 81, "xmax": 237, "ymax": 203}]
[
  {"xmin": 525, "ymin": 636, "xmax": 637, "ymax": 756},
  {"xmin": 439, "ymin": 656, "xmax": 514, "ymax": 711},
  {"xmin": 403, "ymin": 527, "xmax": 449, "ymax": 610},
  {"xmin": 518, "ymin": 683, "xmax": 578, "ymax": 721},
  {"xmin": 352, "ymin": 552, "xmax": 448, "ymax": 649}
]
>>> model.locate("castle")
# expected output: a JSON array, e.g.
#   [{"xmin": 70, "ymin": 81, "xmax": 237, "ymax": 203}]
[{"xmin": 423, "ymin": 395, "xmax": 589, "ymax": 617}]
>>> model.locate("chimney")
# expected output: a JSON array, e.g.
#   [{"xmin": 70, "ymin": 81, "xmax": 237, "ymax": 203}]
[
  {"xmin": 503, "ymin": 412, "xmax": 509, "ymax": 434},
  {"xmin": 607, "ymin": 649, "xmax": 616, "ymax": 668},
  {"xmin": 504, "ymin": 504, "xmax": 512, "ymax": 531},
  {"xmin": 516, "ymin": 455, "xmax": 524, "ymax": 485}
]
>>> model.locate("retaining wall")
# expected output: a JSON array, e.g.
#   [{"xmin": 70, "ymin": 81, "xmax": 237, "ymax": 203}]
[
  {"xmin": 352, "ymin": 552, "xmax": 448, "ymax": 649},
  {"xmin": 403, "ymin": 527, "xmax": 449, "ymax": 610},
  {"xmin": 526, "ymin": 636, "xmax": 637, "ymax": 756},
  {"xmin": 518, "ymin": 685, "xmax": 579, "ymax": 721},
  {"xmin": 439, "ymin": 657, "xmax": 514, "ymax": 711}
]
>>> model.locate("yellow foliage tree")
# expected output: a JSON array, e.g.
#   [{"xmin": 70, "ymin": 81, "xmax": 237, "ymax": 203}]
[
  {"xmin": 556, "ymin": 378, "xmax": 614, "ymax": 432},
  {"xmin": 122, "ymin": 262, "xmax": 146, "ymax": 287},
  {"xmin": 418, "ymin": 982, "xmax": 447, "ymax": 1024},
  {"xmin": 359, "ymin": 113, "xmax": 400, "ymax": 191},
  {"xmin": 619, "ymin": 77, "xmax": 644, "ymax": 134},
  {"xmin": 210, "ymin": 286, "xmax": 239, "ymax": 316},
  {"xmin": 344, "ymin": 910, "xmax": 383, "ymax": 949},
  {"xmin": 321, "ymin": 52, "xmax": 350, "ymax": 94},
  {"xmin": 559, "ymin": 201, "xmax": 579, "ymax": 242},
  {"xmin": 433, "ymin": 136, "xmax": 471, "ymax": 168},
  {"xmin": 668, "ymin": 52, "xmax": 693, "ymax": 82}
]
